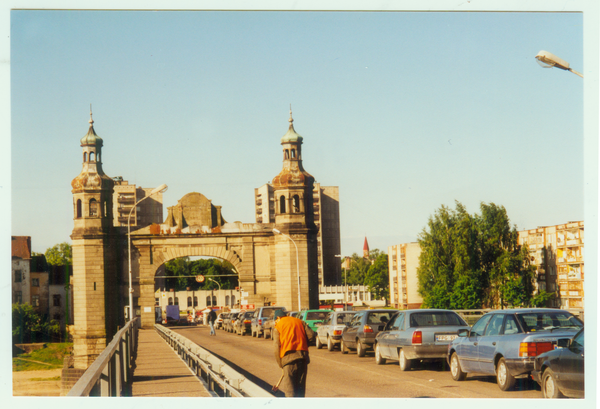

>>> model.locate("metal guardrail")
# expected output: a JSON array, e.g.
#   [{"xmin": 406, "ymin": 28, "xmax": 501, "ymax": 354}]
[
  {"xmin": 154, "ymin": 324, "xmax": 273, "ymax": 397},
  {"xmin": 67, "ymin": 318, "xmax": 138, "ymax": 396}
]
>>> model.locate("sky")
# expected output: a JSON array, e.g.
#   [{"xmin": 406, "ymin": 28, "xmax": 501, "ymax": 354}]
[{"xmin": 8, "ymin": 3, "xmax": 591, "ymax": 259}]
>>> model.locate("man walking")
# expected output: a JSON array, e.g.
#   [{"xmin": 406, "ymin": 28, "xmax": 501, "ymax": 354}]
[
  {"xmin": 272, "ymin": 309, "xmax": 315, "ymax": 397},
  {"xmin": 208, "ymin": 309, "xmax": 217, "ymax": 336}
]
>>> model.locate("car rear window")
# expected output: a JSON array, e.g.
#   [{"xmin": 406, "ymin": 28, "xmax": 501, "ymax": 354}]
[
  {"xmin": 409, "ymin": 312, "xmax": 467, "ymax": 327},
  {"xmin": 516, "ymin": 312, "xmax": 583, "ymax": 332},
  {"xmin": 336, "ymin": 313, "xmax": 354, "ymax": 324},
  {"xmin": 306, "ymin": 311, "xmax": 329, "ymax": 321},
  {"xmin": 367, "ymin": 312, "xmax": 395, "ymax": 325},
  {"xmin": 262, "ymin": 308, "xmax": 285, "ymax": 318}
]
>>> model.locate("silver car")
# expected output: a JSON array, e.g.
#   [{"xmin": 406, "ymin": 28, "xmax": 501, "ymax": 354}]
[
  {"xmin": 374, "ymin": 309, "xmax": 470, "ymax": 370},
  {"xmin": 315, "ymin": 311, "xmax": 356, "ymax": 351}
]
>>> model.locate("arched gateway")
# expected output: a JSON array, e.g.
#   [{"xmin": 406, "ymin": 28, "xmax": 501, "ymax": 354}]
[{"xmin": 70, "ymin": 108, "xmax": 319, "ymax": 369}]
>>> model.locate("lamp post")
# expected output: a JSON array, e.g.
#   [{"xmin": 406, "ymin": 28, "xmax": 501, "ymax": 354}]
[
  {"xmin": 207, "ymin": 277, "xmax": 221, "ymax": 309},
  {"xmin": 273, "ymin": 228, "xmax": 301, "ymax": 310},
  {"xmin": 535, "ymin": 50, "xmax": 583, "ymax": 78},
  {"xmin": 128, "ymin": 183, "xmax": 168, "ymax": 322}
]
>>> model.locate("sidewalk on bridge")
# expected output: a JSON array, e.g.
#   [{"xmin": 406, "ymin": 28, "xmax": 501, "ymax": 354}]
[{"xmin": 131, "ymin": 328, "xmax": 213, "ymax": 397}]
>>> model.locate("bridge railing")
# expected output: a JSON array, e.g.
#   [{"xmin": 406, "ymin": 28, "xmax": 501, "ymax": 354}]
[
  {"xmin": 67, "ymin": 318, "xmax": 138, "ymax": 397},
  {"xmin": 154, "ymin": 324, "xmax": 273, "ymax": 397}
]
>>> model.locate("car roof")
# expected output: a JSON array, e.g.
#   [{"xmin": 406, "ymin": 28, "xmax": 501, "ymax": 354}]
[{"xmin": 484, "ymin": 308, "xmax": 572, "ymax": 314}]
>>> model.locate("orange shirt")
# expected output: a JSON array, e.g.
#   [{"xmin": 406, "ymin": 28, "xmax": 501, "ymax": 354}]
[{"xmin": 275, "ymin": 316, "xmax": 309, "ymax": 358}]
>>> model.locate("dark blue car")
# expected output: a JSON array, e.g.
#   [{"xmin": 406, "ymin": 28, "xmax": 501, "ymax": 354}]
[
  {"xmin": 447, "ymin": 308, "xmax": 583, "ymax": 391},
  {"xmin": 532, "ymin": 328, "xmax": 584, "ymax": 398}
]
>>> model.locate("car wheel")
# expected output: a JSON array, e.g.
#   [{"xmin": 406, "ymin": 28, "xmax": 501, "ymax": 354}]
[
  {"xmin": 542, "ymin": 368, "xmax": 564, "ymax": 398},
  {"xmin": 327, "ymin": 337, "xmax": 334, "ymax": 351},
  {"xmin": 450, "ymin": 352, "xmax": 467, "ymax": 381},
  {"xmin": 341, "ymin": 339, "xmax": 349, "ymax": 354},
  {"xmin": 375, "ymin": 344, "xmax": 386, "ymax": 365},
  {"xmin": 399, "ymin": 349, "xmax": 412, "ymax": 371},
  {"xmin": 316, "ymin": 336, "xmax": 323, "ymax": 349},
  {"xmin": 496, "ymin": 358, "xmax": 516, "ymax": 391},
  {"xmin": 357, "ymin": 340, "xmax": 366, "ymax": 357}
]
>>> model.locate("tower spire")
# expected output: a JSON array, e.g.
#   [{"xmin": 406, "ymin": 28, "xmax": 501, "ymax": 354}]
[
  {"xmin": 89, "ymin": 104, "xmax": 94, "ymax": 126},
  {"xmin": 289, "ymin": 104, "xmax": 293, "ymax": 126}
]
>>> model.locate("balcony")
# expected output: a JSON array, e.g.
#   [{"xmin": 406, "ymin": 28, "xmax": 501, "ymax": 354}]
[
  {"xmin": 118, "ymin": 196, "xmax": 135, "ymax": 203},
  {"xmin": 256, "ymin": 199, "xmax": 263, "ymax": 206}
]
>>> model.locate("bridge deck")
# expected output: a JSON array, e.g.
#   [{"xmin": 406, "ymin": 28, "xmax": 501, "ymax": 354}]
[{"xmin": 132, "ymin": 328, "xmax": 212, "ymax": 397}]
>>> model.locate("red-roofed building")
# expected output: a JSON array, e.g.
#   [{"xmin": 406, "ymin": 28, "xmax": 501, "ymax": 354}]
[{"xmin": 12, "ymin": 236, "xmax": 32, "ymax": 306}]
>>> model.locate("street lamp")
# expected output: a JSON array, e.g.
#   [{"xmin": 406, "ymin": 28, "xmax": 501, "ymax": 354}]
[
  {"xmin": 207, "ymin": 277, "xmax": 221, "ymax": 309},
  {"xmin": 273, "ymin": 228, "xmax": 301, "ymax": 310},
  {"xmin": 335, "ymin": 255, "xmax": 347, "ymax": 310},
  {"xmin": 535, "ymin": 50, "xmax": 583, "ymax": 78},
  {"xmin": 128, "ymin": 183, "xmax": 168, "ymax": 321}
]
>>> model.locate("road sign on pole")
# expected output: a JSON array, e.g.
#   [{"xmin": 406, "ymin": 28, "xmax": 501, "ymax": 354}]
[{"xmin": 196, "ymin": 275, "xmax": 205, "ymax": 283}]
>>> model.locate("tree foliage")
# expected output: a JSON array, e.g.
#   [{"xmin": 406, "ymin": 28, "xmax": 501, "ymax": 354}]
[
  {"xmin": 12, "ymin": 304, "xmax": 61, "ymax": 344},
  {"xmin": 417, "ymin": 201, "xmax": 538, "ymax": 309},
  {"xmin": 164, "ymin": 257, "xmax": 238, "ymax": 291},
  {"xmin": 45, "ymin": 242, "xmax": 72, "ymax": 266},
  {"xmin": 364, "ymin": 251, "xmax": 389, "ymax": 302},
  {"xmin": 345, "ymin": 253, "xmax": 371, "ymax": 285}
]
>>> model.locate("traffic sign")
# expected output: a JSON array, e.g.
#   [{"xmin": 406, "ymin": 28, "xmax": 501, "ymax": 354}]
[{"xmin": 196, "ymin": 275, "xmax": 205, "ymax": 283}]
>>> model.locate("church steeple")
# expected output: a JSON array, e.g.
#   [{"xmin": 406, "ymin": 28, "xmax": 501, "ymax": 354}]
[{"xmin": 272, "ymin": 107, "xmax": 315, "ymax": 226}]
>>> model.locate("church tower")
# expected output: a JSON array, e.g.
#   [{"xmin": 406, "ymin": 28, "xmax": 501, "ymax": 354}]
[
  {"xmin": 272, "ymin": 107, "xmax": 319, "ymax": 309},
  {"xmin": 70, "ymin": 109, "xmax": 118, "ymax": 369}
]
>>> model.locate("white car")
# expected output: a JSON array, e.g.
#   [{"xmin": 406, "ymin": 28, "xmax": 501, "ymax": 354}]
[{"xmin": 315, "ymin": 311, "xmax": 356, "ymax": 351}]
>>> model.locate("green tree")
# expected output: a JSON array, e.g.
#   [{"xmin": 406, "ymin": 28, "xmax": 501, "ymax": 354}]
[
  {"xmin": 12, "ymin": 304, "xmax": 61, "ymax": 344},
  {"xmin": 345, "ymin": 253, "xmax": 371, "ymax": 285},
  {"xmin": 418, "ymin": 201, "xmax": 538, "ymax": 309},
  {"xmin": 45, "ymin": 242, "xmax": 72, "ymax": 266},
  {"xmin": 364, "ymin": 251, "xmax": 389, "ymax": 302}
]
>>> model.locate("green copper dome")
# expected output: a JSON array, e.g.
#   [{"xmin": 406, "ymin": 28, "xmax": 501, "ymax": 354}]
[
  {"xmin": 280, "ymin": 106, "xmax": 303, "ymax": 143},
  {"xmin": 80, "ymin": 111, "xmax": 103, "ymax": 146}
]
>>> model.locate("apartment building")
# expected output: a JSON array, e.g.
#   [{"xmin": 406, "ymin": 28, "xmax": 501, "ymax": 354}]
[
  {"xmin": 254, "ymin": 182, "xmax": 341, "ymax": 286},
  {"xmin": 518, "ymin": 221, "xmax": 584, "ymax": 309},
  {"xmin": 388, "ymin": 242, "xmax": 422, "ymax": 309},
  {"xmin": 112, "ymin": 177, "xmax": 164, "ymax": 227}
]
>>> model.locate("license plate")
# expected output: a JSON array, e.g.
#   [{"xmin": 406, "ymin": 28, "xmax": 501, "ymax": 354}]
[{"xmin": 436, "ymin": 334, "xmax": 457, "ymax": 342}]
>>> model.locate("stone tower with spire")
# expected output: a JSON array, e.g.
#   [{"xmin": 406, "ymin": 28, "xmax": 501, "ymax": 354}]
[
  {"xmin": 271, "ymin": 107, "xmax": 320, "ymax": 309},
  {"xmin": 363, "ymin": 237, "xmax": 370, "ymax": 259},
  {"xmin": 70, "ymin": 109, "xmax": 119, "ymax": 369}
]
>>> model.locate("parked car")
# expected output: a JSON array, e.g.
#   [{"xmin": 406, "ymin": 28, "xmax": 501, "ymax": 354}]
[
  {"xmin": 316, "ymin": 310, "xmax": 356, "ymax": 351},
  {"xmin": 341, "ymin": 309, "xmax": 398, "ymax": 357},
  {"xmin": 374, "ymin": 309, "xmax": 470, "ymax": 370},
  {"xmin": 447, "ymin": 308, "xmax": 583, "ymax": 391},
  {"xmin": 251, "ymin": 306, "xmax": 287, "ymax": 338},
  {"xmin": 234, "ymin": 310, "xmax": 255, "ymax": 336},
  {"xmin": 287, "ymin": 311, "xmax": 300, "ymax": 318},
  {"xmin": 225, "ymin": 312, "xmax": 240, "ymax": 333},
  {"xmin": 298, "ymin": 309, "xmax": 334, "ymax": 333},
  {"xmin": 532, "ymin": 328, "xmax": 584, "ymax": 398},
  {"xmin": 215, "ymin": 313, "xmax": 224, "ymax": 329}
]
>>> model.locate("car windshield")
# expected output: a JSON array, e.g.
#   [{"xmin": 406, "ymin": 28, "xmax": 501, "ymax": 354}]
[
  {"xmin": 263, "ymin": 308, "xmax": 284, "ymax": 318},
  {"xmin": 516, "ymin": 312, "xmax": 583, "ymax": 332},
  {"xmin": 306, "ymin": 311, "xmax": 329, "ymax": 321},
  {"xmin": 409, "ymin": 312, "xmax": 467, "ymax": 327},
  {"xmin": 336, "ymin": 313, "xmax": 354, "ymax": 324}
]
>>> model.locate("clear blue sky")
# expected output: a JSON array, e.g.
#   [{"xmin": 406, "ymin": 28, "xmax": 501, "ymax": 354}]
[{"xmin": 9, "ymin": 5, "xmax": 590, "ymax": 257}]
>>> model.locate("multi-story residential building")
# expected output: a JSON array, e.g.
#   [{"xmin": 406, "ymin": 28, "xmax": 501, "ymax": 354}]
[
  {"xmin": 112, "ymin": 177, "xmax": 164, "ymax": 227},
  {"xmin": 254, "ymin": 182, "xmax": 341, "ymax": 286},
  {"xmin": 12, "ymin": 236, "xmax": 32, "ymax": 306},
  {"xmin": 388, "ymin": 242, "xmax": 423, "ymax": 309},
  {"xmin": 518, "ymin": 221, "xmax": 584, "ymax": 309}
]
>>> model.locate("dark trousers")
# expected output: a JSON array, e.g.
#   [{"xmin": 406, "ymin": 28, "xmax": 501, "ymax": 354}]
[{"xmin": 280, "ymin": 359, "xmax": 308, "ymax": 397}]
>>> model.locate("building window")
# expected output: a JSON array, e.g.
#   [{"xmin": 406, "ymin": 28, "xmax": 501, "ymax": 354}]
[
  {"xmin": 32, "ymin": 278, "xmax": 39, "ymax": 287},
  {"xmin": 89, "ymin": 199, "xmax": 98, "ymax": 216},
  {"xmin": 212, "ymin": 296, "xmax": 217, "ymax": 306},
  {"xmin": 293, "ymin": 195, "xmax": 300, "ymax": 213},
  {"xmin": 32, "ymin": 295, "xmax": 40, "ymax": 307},
  {"xmin": 14, "ymin": 270, "xmax": 22, "ymax": 283},
  {"xmin": 279, "ymin": 196, "xmax": 286, "ymax": 213},
  {"xmin": 206, "ymin": 296, "xmax": 212, "ymax": 306},
  {"xmin": 14, "ymin": 291, "xmax": 22, "ymax": 304},
  {"xmin": 53, "ymin": 294, "xmax": 61, "ymax": 307},
  {"xmin": 193, "ymin": 296, "xmax": 198, "ymax": 307},
  {"xmin": 76, "ymin": 199, "xmax": 82, "ymax": 218},
  {"xmin": 174, "ymin": 297, "xmax": 179, "ymax": 305},
  {"xmin": 168, "ymin": 297, "xmax": 173, "ymax": 306},
  {"xmin": 225, "ymin": 295, "xmax": 230, "ymax": 306},
  {"xmin": 187, "ymin": 297, "xmax": 192, "ymax": 307}
]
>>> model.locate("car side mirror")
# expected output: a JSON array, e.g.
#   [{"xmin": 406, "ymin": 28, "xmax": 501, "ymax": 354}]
[
  {"xmin": 457, "ymin": 329, "xmax": 469, "ymax": 337},
  {"xmin": 557, "ymin": 338, "xmax": 570, "ymax": 348}
]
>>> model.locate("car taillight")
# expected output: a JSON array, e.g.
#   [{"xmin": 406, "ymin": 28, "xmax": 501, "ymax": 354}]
[
  {"xmin": 519, "ymin": 342, "xmax": 553, "ymax": 357},
  {"xmin": 412, "ymin": 330, "xmax": 422, "ymax": 345},
  {"xmin": 333, "ymin": 330, "xmax": 342, "ymax": 336},
  {"xmin": 244, "ymin": 320, "xmax": 251, "ymax": 324},
  {"xmin": 363, "ymin": 325, "xmax": 374, "ymax": 333},
  {"xmin": 259, "ymin": 319, "xmax": 263, "ymax": 325}
]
